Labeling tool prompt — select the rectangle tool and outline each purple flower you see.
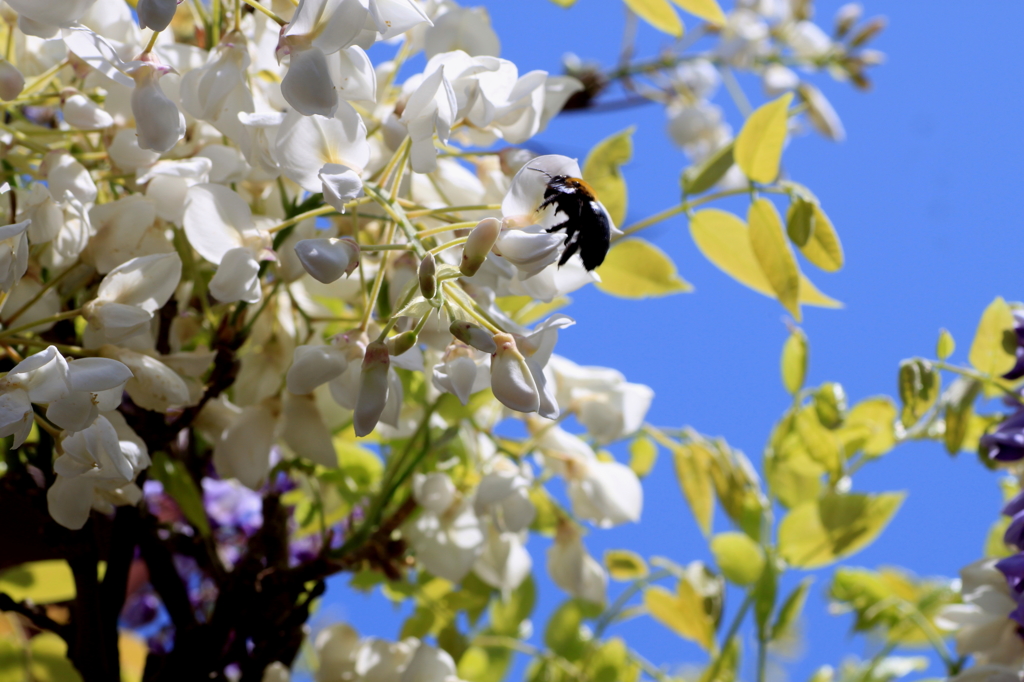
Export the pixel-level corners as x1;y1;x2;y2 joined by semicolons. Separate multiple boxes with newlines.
997;553;1024;593
1003;311;1024;380
981;408;1024;462
202;478;263;534
121;590;161;628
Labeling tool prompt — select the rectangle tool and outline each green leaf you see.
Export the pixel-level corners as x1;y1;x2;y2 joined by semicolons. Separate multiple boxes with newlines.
0;560;76;604
840;397;897;459
781;327;808;394
672;443;715;535
710;532;765;586
752;560;777;634
400;607;436;639
798;204;844;272
582;127;634;227
151;452;211;537
489;576;535;636
681;142;734;196
544;600;591;661
28;633;82;682
734;93;793;183
937;328;956;360
0;637;26;682
795;407;842;475
943;377;981;455
629;434;658;477
458;645;513;682
786;198;815;247
778;492;905;569
985;516;1013;558
622;0;683;36
771;578;812;641
688;209;841;309
605;550;649;581
670;0;726;25
549;0;577;6
765;435;824;510
749;198;800;319
969;296;1017;377
584;638;640;682
814;382;847;429
643;580;715;650
595;238;692;298
897;359;940;427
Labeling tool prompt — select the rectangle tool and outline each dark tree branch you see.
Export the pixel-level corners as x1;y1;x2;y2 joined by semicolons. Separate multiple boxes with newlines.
0;592;69;640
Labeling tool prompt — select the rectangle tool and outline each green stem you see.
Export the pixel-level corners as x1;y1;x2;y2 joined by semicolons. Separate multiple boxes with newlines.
0;309;81;339
594;568;672;638
705;592;754;681
3;264;77;326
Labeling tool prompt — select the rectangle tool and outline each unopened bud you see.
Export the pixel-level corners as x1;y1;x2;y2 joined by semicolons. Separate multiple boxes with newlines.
450;321;497;354
460;217;501;277
137;0;179;31
294;237;360;283
286;345;348;395
0;59;24;102
489;333;540;414
354;341;390;437
386;330;417;357
418;252;437;299
848;16;885;48
61;89;114;129
834;2;862;37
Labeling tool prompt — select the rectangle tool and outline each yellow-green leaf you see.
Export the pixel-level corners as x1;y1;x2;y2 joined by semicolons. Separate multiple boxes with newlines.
643;581;714;650
629;434;658;477
778;492;905;569
622;0;683;36
0;560;76;604
969;297;1017;377
549;0;577;6
937;328;956;360
681;142;734;196
28;633;82;682
672;443;714;535
786;198;815;247
772;578;812;641
710;532;765;586
841;397;897;459
734;93;793;183
689;209;841;308
605;550;649;581
582;127;634;227
748;198;800;319
151;451;211;538
799;204;844;272
795;407;841;474
670;0;725;26
781;328;808;394
596;238;692;299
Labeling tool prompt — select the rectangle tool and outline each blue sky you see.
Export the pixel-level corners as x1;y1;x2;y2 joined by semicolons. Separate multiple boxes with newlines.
321;1;1024;679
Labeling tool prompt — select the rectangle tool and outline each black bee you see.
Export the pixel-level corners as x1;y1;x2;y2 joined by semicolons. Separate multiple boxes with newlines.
531;169;612;272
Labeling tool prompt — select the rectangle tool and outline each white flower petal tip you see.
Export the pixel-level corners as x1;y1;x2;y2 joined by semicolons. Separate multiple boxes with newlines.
294;237;360;284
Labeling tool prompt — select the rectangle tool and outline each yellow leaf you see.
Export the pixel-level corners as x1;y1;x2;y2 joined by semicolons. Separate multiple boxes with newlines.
748;198;800;319
969;297;1017;377
622;0;683;37
778;492;904;569
596;238;692;298
672;443;714;535
689;209;841;309
781;328;808;394
734;93;793;183
0;561;76;604
710;532;765;586
605;550;649;581
582;127;634;227
549;0;577;5
643;582;714;650
28;633;82;682
841;397;897;459
798;204;844;272
119;632;148;682
670;0;726;25
937;328;956;360
629;434;658;477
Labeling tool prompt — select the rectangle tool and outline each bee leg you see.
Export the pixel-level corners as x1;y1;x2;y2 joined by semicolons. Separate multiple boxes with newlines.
558;239;581;267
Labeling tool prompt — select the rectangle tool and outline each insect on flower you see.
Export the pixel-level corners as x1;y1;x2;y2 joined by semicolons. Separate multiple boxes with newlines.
531;169;612;271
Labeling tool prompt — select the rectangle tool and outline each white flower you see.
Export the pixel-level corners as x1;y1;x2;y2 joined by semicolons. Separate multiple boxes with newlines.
6;0;98;38
108;128;162;172
18;184;63;244
354;341;395;437
474;520;531;594
0;346;71;447
139;158;213;224
83;252;182;343
762;63;799;96
128;62;186;153
98;345;191;412
281;392;337;468
287;344;350;395
432;342;489;406
936;559;1024;666
948;666;1024;682
262;662;290;682
547;523;606;605
87;194;174;274
137;0;179;31
489;332;539;414
800;83;846;142
44;152;97;205
670;58;719;100
213;397;282;490
400;66;457;174
400;643;464;682
424;7;499;59
46;357;133;433
0;59;25;101
274;107;370;193
320;164;364;213
473;457;535;532
460;217;501;277
0;220;30;292
785;20;833;59
354;637;417;681
667;100;731;159
314;623;360;682
294;237;360;284
717;9;770;67
183;184;272;304
61;89;115;129
548;354;653;444
405;472;484;582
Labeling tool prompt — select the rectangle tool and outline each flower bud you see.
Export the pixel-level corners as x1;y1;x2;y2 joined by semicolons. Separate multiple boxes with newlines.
137;0;179;32
490;333;540;414
128;62;185;153
386;330;417;357
0;59;24;101
418;252;437;299
353;341;390;437
286;345;348;395
849;16;886;48
61;89;114;129
294;237;360;283
547;522;607;605
320;163;363;213
460;217;501;277
834;3;862;37
450;321;497;354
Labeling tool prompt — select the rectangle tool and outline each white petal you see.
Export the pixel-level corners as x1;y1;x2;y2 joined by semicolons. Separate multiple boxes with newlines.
281;46;338;118
67;357;134;392
47;475;97;530
320;164;364;213
501;154;581;222
213;400;280;489
46;391;100;433
209;247;262;304
398;644;458;682
183;184;252;263
130;66;185;153
137;0;179;32
282;393;337;468
287;345;348;395
413;472;455;515
95;252;182;311
274;104;370;192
